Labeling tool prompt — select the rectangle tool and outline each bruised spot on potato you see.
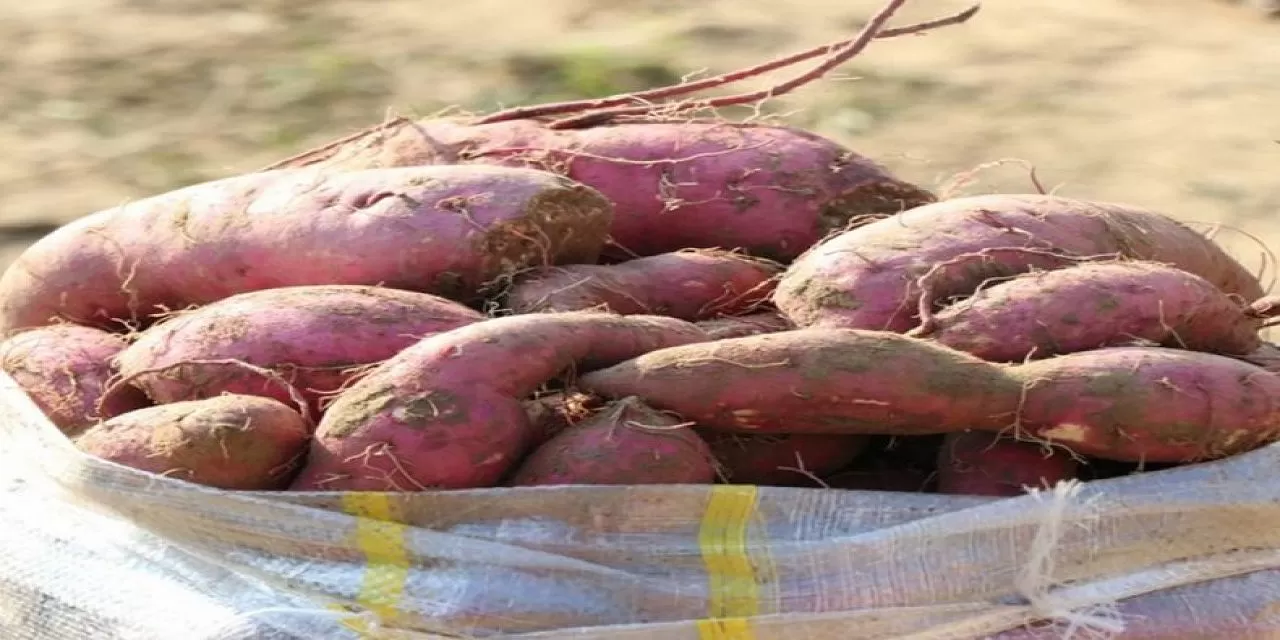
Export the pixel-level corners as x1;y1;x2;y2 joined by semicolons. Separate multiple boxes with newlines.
322;383;397;439
1038;422;1090;445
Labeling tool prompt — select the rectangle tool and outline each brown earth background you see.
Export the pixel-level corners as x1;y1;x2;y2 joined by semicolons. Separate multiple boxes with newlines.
1;0;1277;287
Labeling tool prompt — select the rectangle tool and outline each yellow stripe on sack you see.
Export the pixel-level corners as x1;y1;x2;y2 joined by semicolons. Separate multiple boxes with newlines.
697;485;760;640
342;492;410;625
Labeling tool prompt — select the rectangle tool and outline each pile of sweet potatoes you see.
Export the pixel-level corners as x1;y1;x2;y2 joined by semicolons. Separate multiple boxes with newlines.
4;0;1280;498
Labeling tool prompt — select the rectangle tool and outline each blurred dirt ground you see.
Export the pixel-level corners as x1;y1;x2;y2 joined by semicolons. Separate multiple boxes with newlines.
1;0;1277;283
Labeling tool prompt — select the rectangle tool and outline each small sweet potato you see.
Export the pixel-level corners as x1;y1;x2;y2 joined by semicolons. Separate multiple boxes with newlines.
503;249;780;320
775;194;1266;333
579;328;1023;435
509;396;716;486
695;311;794;340
908;261;1263;362
0;165;612;332
0;324;149;437
115;285;483;418
291;312;708;491
1011;347;1280;462
74;395;310;490
704;432;868;486
936;431;1079;497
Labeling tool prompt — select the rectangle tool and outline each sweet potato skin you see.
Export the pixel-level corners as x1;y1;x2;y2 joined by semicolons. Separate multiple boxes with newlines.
504;249;780;320
579;328;1023;435
74;395;310;490
775;194;1267;333
291;312;709;491
694;311;794;340
270;118;937;261
116;285;483;418
1011;347;1280;462
909;261;1262;362
704;432;868;486
936;431;1079;496
509;397;716;486
0;324;149;437
0;165;612;332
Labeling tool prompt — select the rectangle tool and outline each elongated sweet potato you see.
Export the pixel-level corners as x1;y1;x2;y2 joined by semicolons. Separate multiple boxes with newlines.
75;395;310;490
504;249;780;320
291;312;708;491
936;431;1079;496
267;119;935;261
704;432;868;486
0;324;149;437
0;165;612;332
695;311;794;340
115;285;483;419
579;328;1023;435
1011;347;1280;462
509;396;716;486
775;194;1266;333
908;261;1263;362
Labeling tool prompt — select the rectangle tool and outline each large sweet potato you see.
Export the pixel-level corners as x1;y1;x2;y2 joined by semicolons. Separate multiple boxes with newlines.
115;285;483;419
936;431;1079;496
578;328;1023;435
0;165;612;332
1011;347;1280;462
266;119;936;261
705;432;868;486
0;324;149;437
774;194;1266;333
291;312;708;491
503;249;780;320
75;395;310;490
509;396;716;486
908;261;1263;362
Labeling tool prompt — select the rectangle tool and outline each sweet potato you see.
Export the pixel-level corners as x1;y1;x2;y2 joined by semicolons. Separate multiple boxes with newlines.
908;261;1263;362
0;324;149;437
1011;347;1280;462
291;312;708;491
774;194;1266;333
523;391;598;446
509;396;716;486
936;431;1079;497
704;432;868;486
0;165;612;332
694;311;794;340
115;285;483;418
503;249;780;320
579;328;1023;435
267;119;936;261
74;395;310;490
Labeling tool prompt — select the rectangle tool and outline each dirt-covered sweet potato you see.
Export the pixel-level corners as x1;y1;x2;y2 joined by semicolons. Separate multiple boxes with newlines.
0;165;612;332
775;194;1266;333
704;432;868;486
115;285;483;419
267;119;936;261
694;311;794;340
1011;347;1280;462
509;396;716;486
936;431;1079;496
74;395;310;490
503;249;780;320
579;328;1023;435
291;312;708;491
0;324;149;437
908;261;1263;362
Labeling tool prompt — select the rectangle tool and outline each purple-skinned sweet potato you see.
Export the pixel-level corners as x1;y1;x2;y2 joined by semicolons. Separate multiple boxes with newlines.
290;312;709;491
0;165;612;333
503;249;780;320
509;396;716;486
704;432;868;486
695;311;794;340
936;431;1079;496
115;285;483;420
774;194;1266;333
907;261;1263;362
75;395;310;490
578;328;1023;435
0;324;149;437
265;119;936;261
